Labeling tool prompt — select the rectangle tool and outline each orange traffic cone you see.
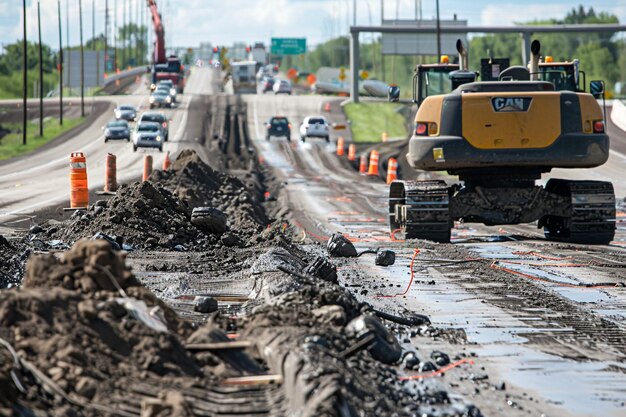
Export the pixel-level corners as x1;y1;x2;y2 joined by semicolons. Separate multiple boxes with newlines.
69;152;89;208
143;155;153;181
336;137;345;156
386;158;398;184
359;154;367;174
104;153;117;192
367;150;379;176
348;144;356;161
323;102;331;112
163;151;171;171
381;132;389;142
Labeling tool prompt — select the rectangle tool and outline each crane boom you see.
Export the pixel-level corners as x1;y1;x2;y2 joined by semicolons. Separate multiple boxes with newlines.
147;0;166;64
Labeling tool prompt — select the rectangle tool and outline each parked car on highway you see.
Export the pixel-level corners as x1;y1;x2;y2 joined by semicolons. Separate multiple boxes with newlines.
299;116;329;143
260;77;275;93
137;111;170;141
273;79;292;95
157;80;177;103
266;116;291;141
114;104;137;122
103;120;131;142
149;88;173;109
132;121;164;152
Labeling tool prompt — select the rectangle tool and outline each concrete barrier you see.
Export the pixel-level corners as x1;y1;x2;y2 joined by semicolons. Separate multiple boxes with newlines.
610;100;626;132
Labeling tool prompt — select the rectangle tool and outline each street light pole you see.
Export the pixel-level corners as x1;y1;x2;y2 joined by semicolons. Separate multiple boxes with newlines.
38;1;44;137
58;0;63;125
79;0;85;118
22;0;27;146
436;0;441;59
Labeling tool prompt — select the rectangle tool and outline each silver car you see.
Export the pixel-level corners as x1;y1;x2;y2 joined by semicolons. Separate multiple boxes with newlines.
132;121;164;152
114;104;137;121
273;79;292;95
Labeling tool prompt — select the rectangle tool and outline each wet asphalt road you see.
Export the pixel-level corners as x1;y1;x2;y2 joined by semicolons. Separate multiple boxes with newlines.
244;93;626;417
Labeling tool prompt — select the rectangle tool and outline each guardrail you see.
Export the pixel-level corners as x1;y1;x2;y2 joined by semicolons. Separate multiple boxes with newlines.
102;67;148;87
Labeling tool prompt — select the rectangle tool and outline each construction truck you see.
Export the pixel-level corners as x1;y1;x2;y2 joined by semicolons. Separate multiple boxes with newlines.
389;40;614;244
147;0;186;93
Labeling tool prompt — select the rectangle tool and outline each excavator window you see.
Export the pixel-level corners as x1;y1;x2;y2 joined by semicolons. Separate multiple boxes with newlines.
414;66;456;105
537;65;579;91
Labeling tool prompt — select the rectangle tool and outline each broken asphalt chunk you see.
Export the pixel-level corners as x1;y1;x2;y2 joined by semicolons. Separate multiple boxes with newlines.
375;249;396;266
327;233;357;258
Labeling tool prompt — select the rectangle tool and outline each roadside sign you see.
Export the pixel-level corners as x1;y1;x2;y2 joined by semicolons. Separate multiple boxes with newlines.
360;70;369;80
271;38;306;55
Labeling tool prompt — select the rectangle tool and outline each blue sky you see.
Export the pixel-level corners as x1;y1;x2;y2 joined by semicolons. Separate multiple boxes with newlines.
1;0;625;51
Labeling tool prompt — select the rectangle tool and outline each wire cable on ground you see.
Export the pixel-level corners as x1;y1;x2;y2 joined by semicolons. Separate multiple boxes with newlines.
399;358;475;381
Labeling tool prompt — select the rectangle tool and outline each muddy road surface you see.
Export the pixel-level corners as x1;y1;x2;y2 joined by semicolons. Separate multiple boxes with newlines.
0;74;624;416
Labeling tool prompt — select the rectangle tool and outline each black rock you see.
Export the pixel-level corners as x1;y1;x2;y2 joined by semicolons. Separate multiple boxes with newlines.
402;351;420;370
191;207;227;234
194;296;218;314
305;256;338;283
29;225;43;234
418;361;438;372
95;200;108;208
220;233;239;247
345;315;402;364
327;233;357;257
375;249;396;266
430;350;451;367
93;206;104;216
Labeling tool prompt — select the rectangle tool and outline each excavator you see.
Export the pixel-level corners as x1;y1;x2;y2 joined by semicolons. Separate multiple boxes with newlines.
147;0;186;93
389;40;615;244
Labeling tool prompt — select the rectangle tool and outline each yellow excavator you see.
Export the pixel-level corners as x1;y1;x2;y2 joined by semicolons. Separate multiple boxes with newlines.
389;40;614;244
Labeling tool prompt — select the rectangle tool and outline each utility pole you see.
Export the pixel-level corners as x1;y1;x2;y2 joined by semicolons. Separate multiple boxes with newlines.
92;0;95;49
58;0;63;125
38;1;44;137
104;0;108;72
66;0;70;95
122;0;126;68
436;0;441;59
135;0;140;65
114;0;117;70
22;0;27;146
353;0;356;26
79;0;85;118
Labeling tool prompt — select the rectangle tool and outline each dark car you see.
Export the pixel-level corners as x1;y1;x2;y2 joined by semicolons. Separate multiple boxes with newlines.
103;120;130;142
138;111;170;141
114;104;137;121
266;116;291;141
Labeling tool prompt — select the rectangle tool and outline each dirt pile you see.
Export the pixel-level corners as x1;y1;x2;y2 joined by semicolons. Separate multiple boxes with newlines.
44;149;269;251
0;240;265;416
151;149;268;231
0;235;30;289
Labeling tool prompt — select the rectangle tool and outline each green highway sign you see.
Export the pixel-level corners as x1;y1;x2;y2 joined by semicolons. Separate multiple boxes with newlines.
271;38;306;55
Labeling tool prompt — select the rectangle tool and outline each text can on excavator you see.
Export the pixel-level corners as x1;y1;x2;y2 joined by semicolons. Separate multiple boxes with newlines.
389;40;615;244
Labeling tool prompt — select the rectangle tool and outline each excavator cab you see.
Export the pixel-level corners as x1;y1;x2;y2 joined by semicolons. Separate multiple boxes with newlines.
412;41;478;106
534;58;583;92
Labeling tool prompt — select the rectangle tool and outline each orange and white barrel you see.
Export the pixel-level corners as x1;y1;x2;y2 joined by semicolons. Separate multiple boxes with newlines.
359;154;367;174
348;144;356;161
69;152;88;208
367;150;380;176
386;158;398;184
336;137;345;156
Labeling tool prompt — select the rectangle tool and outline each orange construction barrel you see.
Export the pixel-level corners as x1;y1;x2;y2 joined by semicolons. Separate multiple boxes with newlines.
367;150;380;176
69;152;89;208
386;158;398;184
336;137;345;156
359;154;367;174
348;144;356;161
162;151;172;171
105;153;117;192
143;155;153;181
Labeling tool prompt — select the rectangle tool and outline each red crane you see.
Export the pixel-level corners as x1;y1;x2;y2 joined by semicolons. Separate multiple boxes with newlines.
147;0;166;64
146;0;185;92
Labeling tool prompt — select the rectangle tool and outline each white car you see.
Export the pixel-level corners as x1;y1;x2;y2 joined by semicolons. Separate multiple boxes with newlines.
299;116;330;143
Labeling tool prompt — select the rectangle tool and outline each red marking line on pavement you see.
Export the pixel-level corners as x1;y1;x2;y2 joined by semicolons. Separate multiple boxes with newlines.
374;248;420;298
399;358;475;381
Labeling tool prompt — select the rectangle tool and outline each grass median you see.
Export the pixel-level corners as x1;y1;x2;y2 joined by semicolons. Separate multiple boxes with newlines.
0;117;84;161
343;102;408;143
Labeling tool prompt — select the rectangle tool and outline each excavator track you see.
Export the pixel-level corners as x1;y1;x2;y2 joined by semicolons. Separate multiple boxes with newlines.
543;179;615;244
389;180;451;243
